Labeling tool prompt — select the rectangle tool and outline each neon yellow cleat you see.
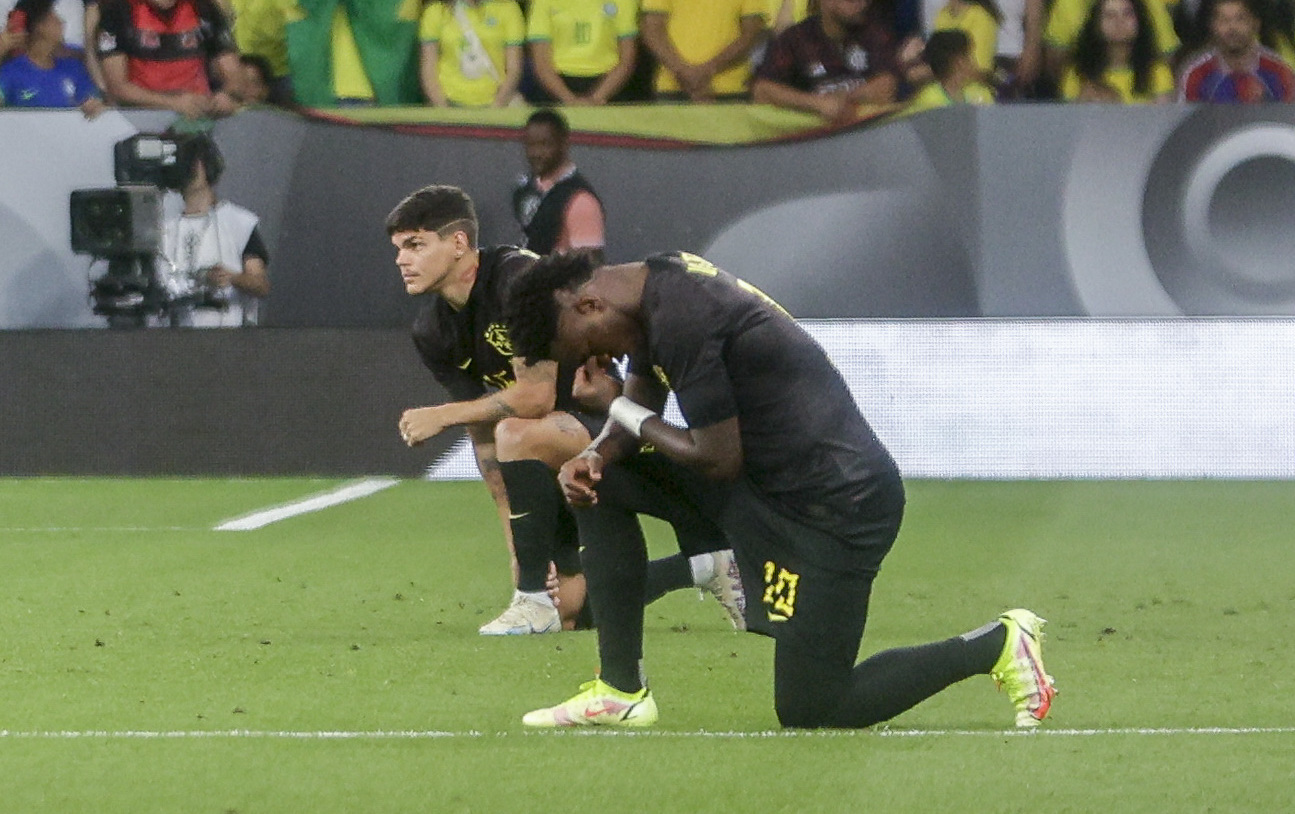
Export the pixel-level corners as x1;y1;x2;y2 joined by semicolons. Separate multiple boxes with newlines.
522;678;659;728
990;608;1058;728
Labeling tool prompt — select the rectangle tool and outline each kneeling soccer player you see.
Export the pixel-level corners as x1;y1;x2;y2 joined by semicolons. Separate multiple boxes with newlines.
387;185;745;635
504;250;1057;728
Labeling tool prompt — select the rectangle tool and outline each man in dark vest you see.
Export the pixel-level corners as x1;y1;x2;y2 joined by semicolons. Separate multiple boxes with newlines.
512;108;605;259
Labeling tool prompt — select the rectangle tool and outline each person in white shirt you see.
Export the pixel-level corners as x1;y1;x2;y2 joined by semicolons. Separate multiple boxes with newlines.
159;135;269;327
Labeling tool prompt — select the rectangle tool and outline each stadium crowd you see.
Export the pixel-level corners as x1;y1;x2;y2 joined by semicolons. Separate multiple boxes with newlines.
3;0;1294;116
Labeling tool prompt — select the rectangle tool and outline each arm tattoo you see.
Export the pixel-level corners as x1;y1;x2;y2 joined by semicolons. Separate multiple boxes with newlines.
488;394;518;422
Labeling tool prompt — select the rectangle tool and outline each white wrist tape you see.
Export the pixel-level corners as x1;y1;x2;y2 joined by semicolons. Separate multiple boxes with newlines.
607;396;657;438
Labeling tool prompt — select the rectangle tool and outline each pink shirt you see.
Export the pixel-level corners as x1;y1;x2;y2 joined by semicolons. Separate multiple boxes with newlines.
535;163;605;252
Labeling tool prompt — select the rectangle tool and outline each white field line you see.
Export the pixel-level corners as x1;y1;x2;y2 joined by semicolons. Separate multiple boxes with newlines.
213;478;401;531
0;727;1291;740
0;527;199;532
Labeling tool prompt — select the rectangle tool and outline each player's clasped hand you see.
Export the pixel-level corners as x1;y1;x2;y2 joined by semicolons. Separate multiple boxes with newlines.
572;356;620;412
558;451;603;506
398;406;450;446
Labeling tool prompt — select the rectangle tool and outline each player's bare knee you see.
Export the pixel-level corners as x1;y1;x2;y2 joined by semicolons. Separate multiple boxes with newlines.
494;417;539;461
497;417;582;467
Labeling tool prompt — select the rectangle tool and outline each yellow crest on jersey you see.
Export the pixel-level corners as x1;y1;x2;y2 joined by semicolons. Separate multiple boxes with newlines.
485;323;513;357
652;365;671;389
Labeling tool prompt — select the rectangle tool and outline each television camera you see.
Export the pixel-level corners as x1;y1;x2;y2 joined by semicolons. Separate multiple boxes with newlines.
69;133;227;326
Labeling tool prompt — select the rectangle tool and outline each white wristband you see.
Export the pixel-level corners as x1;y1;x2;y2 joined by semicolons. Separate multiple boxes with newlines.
607;396;657;438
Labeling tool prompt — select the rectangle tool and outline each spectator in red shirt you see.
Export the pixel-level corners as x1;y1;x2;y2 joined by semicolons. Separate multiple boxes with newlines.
1178;0;1295;102
97;0;241;118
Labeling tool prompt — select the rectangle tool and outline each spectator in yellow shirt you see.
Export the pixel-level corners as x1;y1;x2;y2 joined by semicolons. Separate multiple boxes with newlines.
907;28;996;110
525;0;637;104
932;0;1002;81
1061;0;1174;101
420;0;525;106
1044;0;1178;82
640;0;767;101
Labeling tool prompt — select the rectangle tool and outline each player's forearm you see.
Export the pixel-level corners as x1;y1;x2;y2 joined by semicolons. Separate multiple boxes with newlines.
604;397;741;480
638;420;741;481
587;419;640;465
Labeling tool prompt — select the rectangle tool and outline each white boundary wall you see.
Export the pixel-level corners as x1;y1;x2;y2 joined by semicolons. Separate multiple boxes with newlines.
428;319;1295;480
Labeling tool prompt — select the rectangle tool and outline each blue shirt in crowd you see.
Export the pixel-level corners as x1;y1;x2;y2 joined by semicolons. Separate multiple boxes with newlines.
0;53;99;107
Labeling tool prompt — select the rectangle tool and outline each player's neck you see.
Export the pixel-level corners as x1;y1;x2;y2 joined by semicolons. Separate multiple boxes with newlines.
439;250;480;310
598;262;650;328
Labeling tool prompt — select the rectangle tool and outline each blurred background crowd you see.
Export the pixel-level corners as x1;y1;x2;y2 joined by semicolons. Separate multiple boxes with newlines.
2;0;1294;121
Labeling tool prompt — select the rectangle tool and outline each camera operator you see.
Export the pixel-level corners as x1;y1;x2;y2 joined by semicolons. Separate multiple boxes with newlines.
159;136;269;327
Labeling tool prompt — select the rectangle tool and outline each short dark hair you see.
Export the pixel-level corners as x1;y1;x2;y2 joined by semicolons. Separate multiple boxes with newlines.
384;184;479;247
525;107;570;140
13;0;56;29
505;250;600;363
923;30;972;80
1212;0;1261;22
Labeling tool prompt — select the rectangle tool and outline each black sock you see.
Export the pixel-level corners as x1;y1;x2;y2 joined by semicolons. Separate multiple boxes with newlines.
832;624;1005;728
833;637;983;727
644;553;693;605
574;501;647;693
961;621;1007;673
498;459;562;593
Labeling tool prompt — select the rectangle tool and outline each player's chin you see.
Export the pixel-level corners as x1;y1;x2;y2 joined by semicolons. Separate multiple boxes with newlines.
402;278;427;296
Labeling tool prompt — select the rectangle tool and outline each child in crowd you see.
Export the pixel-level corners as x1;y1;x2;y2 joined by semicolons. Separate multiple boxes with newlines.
907;27;996;110
932;0;1002;83
0;0;103;115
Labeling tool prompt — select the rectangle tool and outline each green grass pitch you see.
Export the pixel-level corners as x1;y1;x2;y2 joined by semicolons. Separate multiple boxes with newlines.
1;477;1292;812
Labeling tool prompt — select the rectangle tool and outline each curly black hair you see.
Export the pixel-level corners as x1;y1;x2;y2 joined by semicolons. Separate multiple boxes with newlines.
504;250;601;364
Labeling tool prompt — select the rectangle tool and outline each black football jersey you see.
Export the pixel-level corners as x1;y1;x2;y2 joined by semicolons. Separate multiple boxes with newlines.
629;252;904;529
412;245;539;402
412;245;592;412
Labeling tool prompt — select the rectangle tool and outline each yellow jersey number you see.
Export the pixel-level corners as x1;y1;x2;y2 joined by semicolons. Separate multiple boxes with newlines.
762;560;800;622
678;253;790;318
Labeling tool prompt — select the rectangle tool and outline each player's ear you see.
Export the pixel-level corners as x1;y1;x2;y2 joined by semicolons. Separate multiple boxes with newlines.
573;294;602;315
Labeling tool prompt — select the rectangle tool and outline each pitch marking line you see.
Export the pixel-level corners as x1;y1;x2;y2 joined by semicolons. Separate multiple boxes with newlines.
0;727;1291;740
0;527;198;533
213;478;401;531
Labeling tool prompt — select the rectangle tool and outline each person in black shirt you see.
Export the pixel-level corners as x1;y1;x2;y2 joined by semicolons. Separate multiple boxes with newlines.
506;250;1057;729
386;186;745;637
753;0;902;123
511;109;605;259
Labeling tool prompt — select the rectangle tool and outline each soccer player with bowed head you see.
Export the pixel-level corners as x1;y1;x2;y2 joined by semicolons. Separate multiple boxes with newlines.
505;250;1058;729
386;185;745;638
